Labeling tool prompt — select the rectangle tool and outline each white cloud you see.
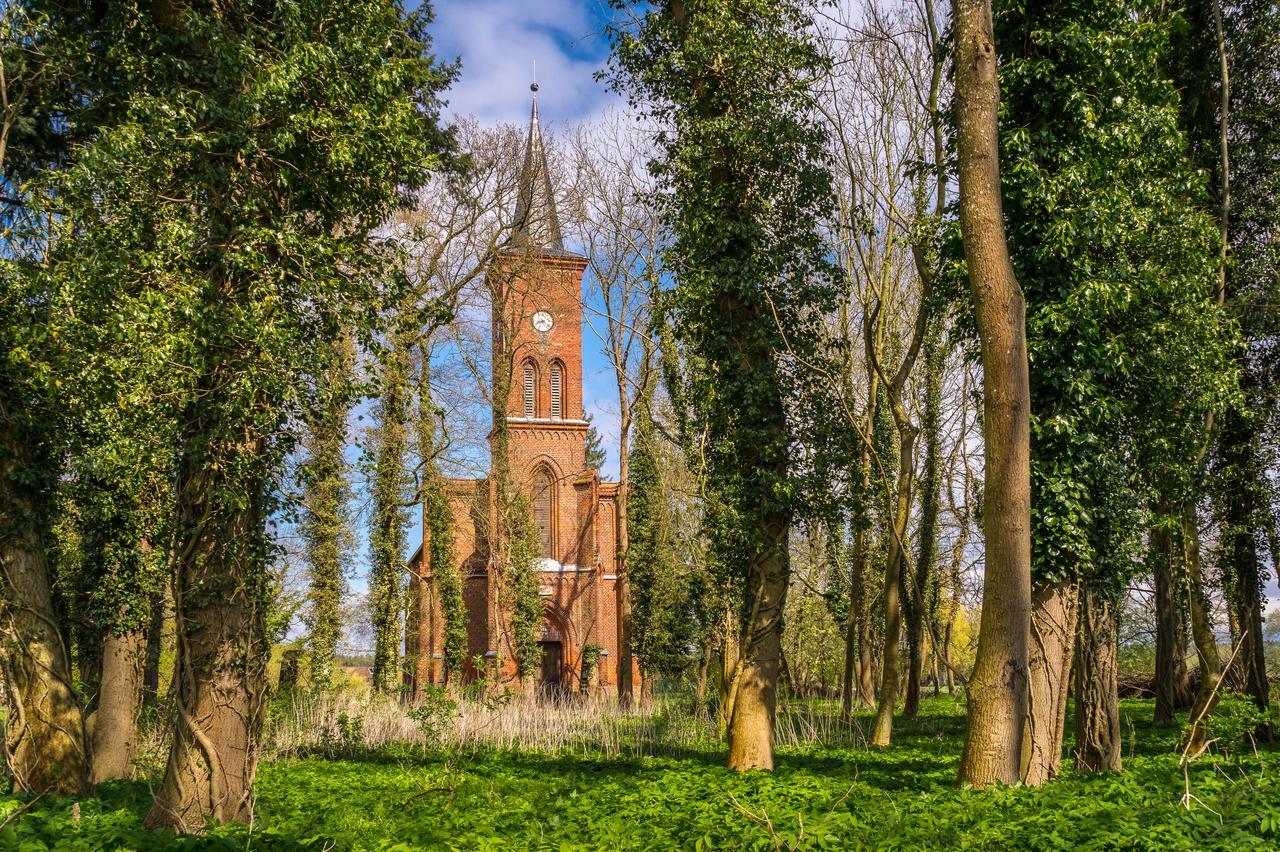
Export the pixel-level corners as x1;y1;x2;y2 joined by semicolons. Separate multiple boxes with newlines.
433;0;617;126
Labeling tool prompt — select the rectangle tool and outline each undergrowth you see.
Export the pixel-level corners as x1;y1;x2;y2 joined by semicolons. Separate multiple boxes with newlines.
2;697;1276;850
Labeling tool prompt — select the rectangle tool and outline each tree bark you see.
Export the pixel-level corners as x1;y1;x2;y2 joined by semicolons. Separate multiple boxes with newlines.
90;631;145;783
616;373;635;709
726;523;788;771
872;427;917;746
953;0;1033;787
0;431;89;794
1151;523;1186;724
1073;587;1122;773
1183;500;1224;756
142;589;165;707
1218;412;1269;711
146;429;269;831
906;320;945;718
1021;579;1079;785
695;636;711;711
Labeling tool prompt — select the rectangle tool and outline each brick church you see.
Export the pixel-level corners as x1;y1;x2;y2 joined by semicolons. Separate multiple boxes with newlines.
406;87;629;694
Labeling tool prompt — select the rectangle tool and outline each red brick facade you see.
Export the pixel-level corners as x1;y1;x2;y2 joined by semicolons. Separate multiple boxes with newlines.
404;91;631;694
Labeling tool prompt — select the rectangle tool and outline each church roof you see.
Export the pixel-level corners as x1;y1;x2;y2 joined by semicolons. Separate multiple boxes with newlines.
512;84;581;259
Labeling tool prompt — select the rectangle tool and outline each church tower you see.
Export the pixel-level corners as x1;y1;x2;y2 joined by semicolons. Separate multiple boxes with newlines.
492;84;593;571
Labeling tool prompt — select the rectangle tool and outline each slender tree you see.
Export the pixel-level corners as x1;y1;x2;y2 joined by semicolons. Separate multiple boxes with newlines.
301;335;355;692
609;0;839;770
953;0;1034;787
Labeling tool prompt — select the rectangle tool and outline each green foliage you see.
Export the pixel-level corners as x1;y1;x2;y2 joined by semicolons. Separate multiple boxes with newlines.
607;0;841;624
579;644;603;685
583;413;608;472
367;342;414;693
4;699;1279;849
1189;691;1278;762
503;492;544;682
405;687;458;745
627;418;699;678
303;336;356;692
994;0;1238;593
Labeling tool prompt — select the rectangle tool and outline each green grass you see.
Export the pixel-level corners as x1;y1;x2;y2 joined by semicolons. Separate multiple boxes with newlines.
3;698;1278;850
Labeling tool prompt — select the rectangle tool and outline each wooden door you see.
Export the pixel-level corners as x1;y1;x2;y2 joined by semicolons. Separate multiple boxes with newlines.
538;641;563;690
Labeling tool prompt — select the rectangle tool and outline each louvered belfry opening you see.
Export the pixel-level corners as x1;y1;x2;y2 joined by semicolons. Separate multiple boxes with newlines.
532;469;554;559
550;362;563;420
522;361;536;417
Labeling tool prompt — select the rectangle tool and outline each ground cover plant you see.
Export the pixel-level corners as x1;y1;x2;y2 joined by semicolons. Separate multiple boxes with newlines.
2;697;1276;851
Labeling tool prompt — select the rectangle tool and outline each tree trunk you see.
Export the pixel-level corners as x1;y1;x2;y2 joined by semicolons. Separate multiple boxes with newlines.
872;428;917;746
726;524;788;771
842;360;878;719
145;430;269;831
1151;522;1191;725
617;394;635;710
906;318;945;719
718;617;738;738
143;590;165;707
1183;500;1224;756
90;632;145;783
1218;412;1269;711
1021;579;1079;785
953;0;1033;787
695;636;711;711
0;467;89;795
1073;587;1122;772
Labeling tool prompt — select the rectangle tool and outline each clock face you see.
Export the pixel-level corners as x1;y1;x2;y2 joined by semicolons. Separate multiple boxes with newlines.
532;311;554;333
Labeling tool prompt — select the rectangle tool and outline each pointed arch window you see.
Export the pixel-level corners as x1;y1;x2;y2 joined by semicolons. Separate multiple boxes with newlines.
550;361;563;420
522;360;537;417
532;468;554;559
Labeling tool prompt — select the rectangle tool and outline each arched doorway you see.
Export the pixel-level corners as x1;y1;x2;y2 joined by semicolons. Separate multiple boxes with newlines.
537;607;573;695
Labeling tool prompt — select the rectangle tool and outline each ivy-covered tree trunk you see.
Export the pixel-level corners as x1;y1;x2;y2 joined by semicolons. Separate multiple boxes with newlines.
1021;579;1079;784
369;341;412;694
953;0;1033;787
842;355;878;718
905;319;945;719
142;590;165;707
1183;501;1225;755
90;631;144;783
303;335;353;693
1151;522;1192;725
414;346;463;691
871;426;916;747
0;432;88;794
1074;587;1122;773
1216;411;1269;711
147;419;270;830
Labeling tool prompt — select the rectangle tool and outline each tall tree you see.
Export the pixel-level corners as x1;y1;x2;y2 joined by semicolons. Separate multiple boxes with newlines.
368;324;414;693
993;0;1233;781
609;0;839;770
301;335;355;692
31;0;455;829
1175;0;1280;716
0;2;89;796
952;0;1034;788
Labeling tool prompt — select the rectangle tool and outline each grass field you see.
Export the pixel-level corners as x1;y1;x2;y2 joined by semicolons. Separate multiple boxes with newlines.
2;697;1277;850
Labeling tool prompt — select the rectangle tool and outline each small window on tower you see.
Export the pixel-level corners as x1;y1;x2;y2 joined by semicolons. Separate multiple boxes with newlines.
522;361;536;417
550;362;563;420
